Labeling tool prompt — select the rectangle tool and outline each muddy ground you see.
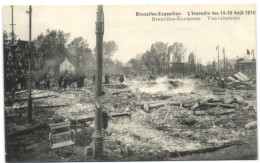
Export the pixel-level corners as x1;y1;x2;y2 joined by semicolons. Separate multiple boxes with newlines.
5;77;257;161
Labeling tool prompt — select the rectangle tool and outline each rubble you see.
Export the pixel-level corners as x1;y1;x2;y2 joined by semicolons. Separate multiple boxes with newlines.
245;121;257;130
5;76;257;161
225;72;255;90
169;140;242;157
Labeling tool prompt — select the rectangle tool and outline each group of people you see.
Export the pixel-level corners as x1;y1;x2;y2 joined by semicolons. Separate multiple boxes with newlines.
5;74;28;91
92;73;125;84
10;72;125;91
34;75;51;90
58;74;86;90
33;73;87;90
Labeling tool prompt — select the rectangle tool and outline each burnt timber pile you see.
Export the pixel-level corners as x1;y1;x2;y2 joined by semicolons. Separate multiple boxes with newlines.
5;75;257;161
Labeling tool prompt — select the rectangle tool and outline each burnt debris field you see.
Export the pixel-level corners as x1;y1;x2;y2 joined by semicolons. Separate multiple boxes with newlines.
4;75;257;161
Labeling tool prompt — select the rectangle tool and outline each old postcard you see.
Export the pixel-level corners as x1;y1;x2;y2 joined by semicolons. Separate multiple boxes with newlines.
2;4;257;161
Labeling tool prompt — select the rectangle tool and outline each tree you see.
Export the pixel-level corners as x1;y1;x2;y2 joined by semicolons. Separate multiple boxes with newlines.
68;37;93;74
188;52;196;73
141;42;170;74
168;42;186;63
129;58;143;75
142;50;155;74
68;37;90;53
150;42;169;74
103;41;118;60
3;30;18;50
33;29;70;76
94;40;118;74
3;31;10;47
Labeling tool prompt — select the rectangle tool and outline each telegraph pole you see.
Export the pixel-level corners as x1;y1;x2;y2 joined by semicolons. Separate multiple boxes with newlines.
226;57;228;74
27;6;32;122
10;5;16;103
194;45;197;73
92;5;104;158
217;44;219;73
223;47;225;76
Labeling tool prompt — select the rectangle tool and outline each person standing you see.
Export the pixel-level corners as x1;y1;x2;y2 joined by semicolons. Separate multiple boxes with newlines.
105;73;110;84
58;76;63;89
45;76;50;90
119;74;124;83
93;75;95;84
63;76;67;90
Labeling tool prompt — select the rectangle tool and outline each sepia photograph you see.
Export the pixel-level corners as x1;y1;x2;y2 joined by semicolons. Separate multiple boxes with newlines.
2;4;257;161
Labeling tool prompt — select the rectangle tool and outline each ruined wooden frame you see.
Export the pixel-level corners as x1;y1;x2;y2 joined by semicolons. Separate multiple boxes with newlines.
49;121;75;149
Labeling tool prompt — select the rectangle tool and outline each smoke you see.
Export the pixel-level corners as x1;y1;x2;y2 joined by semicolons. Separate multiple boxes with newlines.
42;59;59;76
125;76;196;95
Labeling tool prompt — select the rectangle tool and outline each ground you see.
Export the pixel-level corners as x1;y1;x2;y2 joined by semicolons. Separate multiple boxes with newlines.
4;77;257;161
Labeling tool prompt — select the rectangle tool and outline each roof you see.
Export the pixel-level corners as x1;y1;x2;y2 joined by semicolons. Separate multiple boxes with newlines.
15;40;36;53
61;55;77;67
237;59;255;64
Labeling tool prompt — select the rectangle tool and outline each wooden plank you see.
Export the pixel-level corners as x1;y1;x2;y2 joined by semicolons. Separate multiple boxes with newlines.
237;72;249;81
17;95;58;102
134;101;165;106
111;113;131;117
227;76;239;82
208;109;235;116
170;140;242;157
200;102;238;109
70;112;130;123
5;106;27;111
50;125;70;130
15;90;27;95
234;74;246;82
112;89;131;95
49;121;70;126
52;131;71;137
36;104;69;109
52;140;74;149
70;117;94;123
49;121;70;128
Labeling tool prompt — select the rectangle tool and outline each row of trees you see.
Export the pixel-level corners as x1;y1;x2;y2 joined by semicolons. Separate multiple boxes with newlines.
4;29;120;79
139;41;196;74
126;41;200;75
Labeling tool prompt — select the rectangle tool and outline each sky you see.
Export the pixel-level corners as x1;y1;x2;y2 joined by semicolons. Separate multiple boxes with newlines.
2;5;256;64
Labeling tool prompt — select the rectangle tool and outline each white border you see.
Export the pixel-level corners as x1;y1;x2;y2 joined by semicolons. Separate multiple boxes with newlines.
0;1;259;163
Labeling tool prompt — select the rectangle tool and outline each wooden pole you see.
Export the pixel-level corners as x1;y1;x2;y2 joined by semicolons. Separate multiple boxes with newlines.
27;6;32;122
10;6;16;103
223;48;225;76
217;44;219;73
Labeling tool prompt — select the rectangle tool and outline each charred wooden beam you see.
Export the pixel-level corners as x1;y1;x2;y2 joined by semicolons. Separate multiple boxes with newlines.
112;90;131;95
143;101;181;112
36;104;69;109
169;140;243;157
16;95;58;102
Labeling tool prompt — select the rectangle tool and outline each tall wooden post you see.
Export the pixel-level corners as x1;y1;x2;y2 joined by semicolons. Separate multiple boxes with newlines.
10;6;16;103
92;5;104;158
217;44;219;73
27;6;32;122
223;47;225;76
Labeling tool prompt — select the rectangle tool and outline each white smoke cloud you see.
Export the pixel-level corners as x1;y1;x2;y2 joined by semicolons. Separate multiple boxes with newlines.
125;76;196;95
